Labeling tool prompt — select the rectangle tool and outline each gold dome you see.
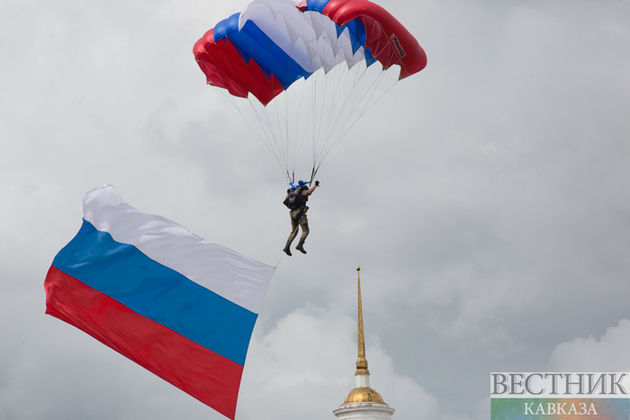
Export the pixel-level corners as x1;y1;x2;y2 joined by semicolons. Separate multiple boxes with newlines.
344;386;384;404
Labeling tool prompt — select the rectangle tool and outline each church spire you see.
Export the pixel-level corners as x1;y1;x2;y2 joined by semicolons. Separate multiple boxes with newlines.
334;267;395;420
356;266;369;375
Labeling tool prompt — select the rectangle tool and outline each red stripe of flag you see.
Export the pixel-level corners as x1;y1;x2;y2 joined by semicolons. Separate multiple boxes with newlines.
45;266;243;419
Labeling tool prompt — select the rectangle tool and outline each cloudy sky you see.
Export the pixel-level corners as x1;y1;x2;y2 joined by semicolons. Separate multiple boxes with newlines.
2;0;630;419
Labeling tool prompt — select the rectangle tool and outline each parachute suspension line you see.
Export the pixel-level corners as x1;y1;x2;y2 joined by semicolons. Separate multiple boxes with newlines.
313;63;342;169
257;90;311;181
320;63;350;158
319;67;398;165
333;64;375;133
308;64;348;173
312;71;323;171
209;43;286;173
311;67;333;170
274;89;291;178
221;60;399;185
307;67;335;178
317;63;367;159
287;90;296;179
294;75;304;176
336;69;398;143
308;166;317;186
248;96;292;175
286;78;308;180
313;63;401;170
312;60;375;171
222;89;292;181
271;74;317;183
293;75;310;177
311;72;321;170
312;72;321;174
215;55;284;164
221;91;286;175
276;93;302;177
294;10;317;180
324;68;395;162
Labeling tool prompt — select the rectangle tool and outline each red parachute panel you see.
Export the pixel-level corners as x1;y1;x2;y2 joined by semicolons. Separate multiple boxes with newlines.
193;29;285;105
322;0;427;78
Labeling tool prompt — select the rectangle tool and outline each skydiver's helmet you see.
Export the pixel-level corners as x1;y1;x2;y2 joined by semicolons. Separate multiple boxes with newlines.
289;180;309;191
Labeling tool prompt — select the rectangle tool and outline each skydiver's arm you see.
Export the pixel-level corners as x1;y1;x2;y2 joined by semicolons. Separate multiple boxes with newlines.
308;181;319;195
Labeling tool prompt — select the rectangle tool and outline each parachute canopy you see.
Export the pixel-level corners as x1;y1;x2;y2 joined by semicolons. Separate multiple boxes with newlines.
194;0;427;105
193;0;427;183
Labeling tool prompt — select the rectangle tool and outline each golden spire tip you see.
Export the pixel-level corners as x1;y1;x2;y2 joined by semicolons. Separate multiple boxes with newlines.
356;265;369;375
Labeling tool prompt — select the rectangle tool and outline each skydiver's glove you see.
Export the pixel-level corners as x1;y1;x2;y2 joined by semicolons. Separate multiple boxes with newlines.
315;180;320;187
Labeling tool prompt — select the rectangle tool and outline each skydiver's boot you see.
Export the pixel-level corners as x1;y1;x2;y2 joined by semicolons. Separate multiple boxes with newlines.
283;241;292;256
296;240;307;254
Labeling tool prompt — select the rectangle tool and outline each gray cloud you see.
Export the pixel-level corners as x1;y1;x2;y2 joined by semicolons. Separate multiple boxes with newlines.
2;0;630;419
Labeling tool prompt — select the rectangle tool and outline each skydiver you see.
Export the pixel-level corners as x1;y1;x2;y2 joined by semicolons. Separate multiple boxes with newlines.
282;180;319;256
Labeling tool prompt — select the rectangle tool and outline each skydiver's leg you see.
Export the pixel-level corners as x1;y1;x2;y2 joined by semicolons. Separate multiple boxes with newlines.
286;225;299;245
283;216;300;256
298;215;309;241
295;215;309;254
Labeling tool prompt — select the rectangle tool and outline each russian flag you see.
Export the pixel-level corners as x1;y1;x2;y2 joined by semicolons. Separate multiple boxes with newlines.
44;185;275;419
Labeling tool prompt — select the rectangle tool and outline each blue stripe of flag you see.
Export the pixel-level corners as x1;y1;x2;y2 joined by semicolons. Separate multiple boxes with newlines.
52;220;257;366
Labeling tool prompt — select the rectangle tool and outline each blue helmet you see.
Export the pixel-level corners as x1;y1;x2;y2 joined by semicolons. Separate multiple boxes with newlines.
289;180;309;190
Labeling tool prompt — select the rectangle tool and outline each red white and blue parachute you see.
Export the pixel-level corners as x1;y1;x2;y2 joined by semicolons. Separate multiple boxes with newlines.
194;0;427;183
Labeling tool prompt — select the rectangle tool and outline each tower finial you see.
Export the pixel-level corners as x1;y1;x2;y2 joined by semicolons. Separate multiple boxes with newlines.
356;266;369;375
